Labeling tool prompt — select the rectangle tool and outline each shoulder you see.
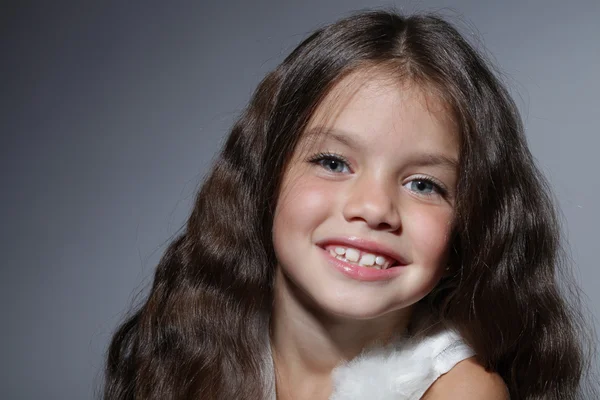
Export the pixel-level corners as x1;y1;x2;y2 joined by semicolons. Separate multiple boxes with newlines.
421;357;509;400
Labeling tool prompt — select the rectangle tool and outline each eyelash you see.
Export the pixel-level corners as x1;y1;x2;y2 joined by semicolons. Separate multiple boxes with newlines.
308;152;352;173
407;175;448;197
307;152;448;197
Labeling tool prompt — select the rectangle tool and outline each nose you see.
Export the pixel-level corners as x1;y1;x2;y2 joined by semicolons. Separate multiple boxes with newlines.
342;173;401;232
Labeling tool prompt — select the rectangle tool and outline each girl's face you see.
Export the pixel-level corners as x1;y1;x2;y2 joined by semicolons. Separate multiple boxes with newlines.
272;72;459;321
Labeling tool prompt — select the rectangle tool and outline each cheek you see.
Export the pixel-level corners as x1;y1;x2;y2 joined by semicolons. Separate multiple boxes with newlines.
273;177;334;247
405;206;453;261
277;179;332;222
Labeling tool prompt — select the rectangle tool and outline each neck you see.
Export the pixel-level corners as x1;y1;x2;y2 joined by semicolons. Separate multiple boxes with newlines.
270;269;412;399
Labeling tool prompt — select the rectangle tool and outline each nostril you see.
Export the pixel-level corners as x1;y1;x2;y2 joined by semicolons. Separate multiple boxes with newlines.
377;222;393;231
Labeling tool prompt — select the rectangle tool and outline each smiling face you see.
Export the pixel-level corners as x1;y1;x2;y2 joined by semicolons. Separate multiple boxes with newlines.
272;70;459;322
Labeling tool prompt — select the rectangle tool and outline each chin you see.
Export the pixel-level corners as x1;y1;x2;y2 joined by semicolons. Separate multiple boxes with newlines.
311;291;413;321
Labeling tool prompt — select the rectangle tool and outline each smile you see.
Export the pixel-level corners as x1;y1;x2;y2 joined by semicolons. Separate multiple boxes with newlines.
324;245;397;270
316;238;408;282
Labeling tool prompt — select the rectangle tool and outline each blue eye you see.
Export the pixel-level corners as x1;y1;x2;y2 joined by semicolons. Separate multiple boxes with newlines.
409;180;435;193
309;153;351;173
404;178;445;196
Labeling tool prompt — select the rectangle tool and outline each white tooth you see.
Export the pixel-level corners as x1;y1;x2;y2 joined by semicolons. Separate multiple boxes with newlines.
335;247;346;255
329;249;337;257
373;265;382;270
358;253;376;266
336;255;345;261
345;248;360;262
375;256;386;266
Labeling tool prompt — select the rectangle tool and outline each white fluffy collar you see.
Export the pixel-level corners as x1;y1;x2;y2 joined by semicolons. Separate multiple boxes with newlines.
330;328;473;400
265;326;474;400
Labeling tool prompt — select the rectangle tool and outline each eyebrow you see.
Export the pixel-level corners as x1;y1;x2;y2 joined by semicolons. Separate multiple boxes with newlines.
304;127;361;150
304;126;459;171
404;153;459;171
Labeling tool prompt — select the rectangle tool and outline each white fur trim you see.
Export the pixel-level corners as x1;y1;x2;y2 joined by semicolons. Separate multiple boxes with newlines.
329;329;474;400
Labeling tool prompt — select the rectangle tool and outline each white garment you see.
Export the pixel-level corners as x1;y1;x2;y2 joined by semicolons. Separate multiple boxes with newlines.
329;328;474;400
266;327;474;400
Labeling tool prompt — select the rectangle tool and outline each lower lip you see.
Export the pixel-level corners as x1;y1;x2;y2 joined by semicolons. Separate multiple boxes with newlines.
321;248;405;282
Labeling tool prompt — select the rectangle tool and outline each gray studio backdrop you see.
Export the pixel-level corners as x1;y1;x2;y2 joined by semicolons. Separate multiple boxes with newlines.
2;1;599;399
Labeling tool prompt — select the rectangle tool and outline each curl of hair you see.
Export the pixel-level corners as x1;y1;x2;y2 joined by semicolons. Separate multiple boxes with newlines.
103;10;596;399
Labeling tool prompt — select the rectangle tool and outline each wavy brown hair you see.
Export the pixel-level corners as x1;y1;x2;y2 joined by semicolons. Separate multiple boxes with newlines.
103;10;596;399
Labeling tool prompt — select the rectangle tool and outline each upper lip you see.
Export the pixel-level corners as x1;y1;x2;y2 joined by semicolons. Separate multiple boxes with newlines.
316;236;409;265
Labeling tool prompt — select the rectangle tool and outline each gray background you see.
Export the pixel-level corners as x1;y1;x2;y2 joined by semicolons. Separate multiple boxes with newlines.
2;1;598;399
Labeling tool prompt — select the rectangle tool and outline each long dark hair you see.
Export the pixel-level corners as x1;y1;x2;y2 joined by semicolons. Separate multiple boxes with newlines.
103;10;595;399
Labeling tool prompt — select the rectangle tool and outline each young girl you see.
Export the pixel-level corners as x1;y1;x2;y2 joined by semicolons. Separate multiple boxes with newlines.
103;10;595;400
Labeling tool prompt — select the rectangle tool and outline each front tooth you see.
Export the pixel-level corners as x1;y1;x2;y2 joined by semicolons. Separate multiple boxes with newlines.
345;248;360;262
334;247;346;255
375;256;386;266
358;253;376;266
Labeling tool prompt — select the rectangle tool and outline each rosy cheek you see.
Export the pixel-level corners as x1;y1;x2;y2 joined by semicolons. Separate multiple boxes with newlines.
302;184;332;209
406;207;453;255
287;180;332;208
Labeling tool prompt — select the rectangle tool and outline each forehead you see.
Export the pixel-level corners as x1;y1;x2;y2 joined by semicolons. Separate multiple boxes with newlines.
302;69;459;154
